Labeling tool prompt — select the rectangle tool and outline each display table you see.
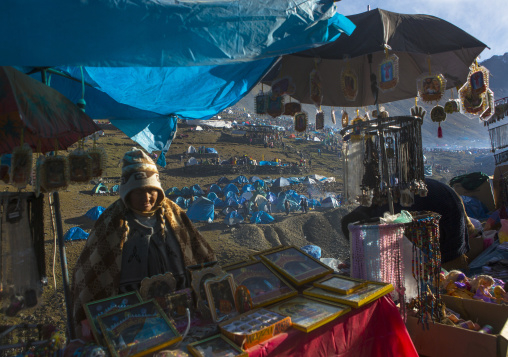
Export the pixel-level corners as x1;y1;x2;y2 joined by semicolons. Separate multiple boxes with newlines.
247;296;417;357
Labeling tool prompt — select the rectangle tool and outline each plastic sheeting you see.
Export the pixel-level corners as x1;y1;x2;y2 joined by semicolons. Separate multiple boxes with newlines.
64;227;89;241
186;197;214;222
85;206;106;221
250;211;274;224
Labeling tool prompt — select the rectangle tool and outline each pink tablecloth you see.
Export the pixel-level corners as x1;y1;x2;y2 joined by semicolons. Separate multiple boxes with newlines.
247;296;418;357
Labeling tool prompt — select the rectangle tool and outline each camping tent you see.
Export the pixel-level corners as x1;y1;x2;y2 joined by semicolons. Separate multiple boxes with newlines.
110;184;120;193
92;183;109;194
241;191;253;201
226;196;240;207
266;192;278;204
85;206;106;220
224;211;244;225
63;227;89;241
223;183;239;195
187;145;197;153
166;187;183;196
303;177;317;185
186;197;214;222
217;176;230;185
181;186;192;196
254;179;265;189
205;148;218;154
208;184;222;195
250;176;262;183
195;126;203;131
242;184;255;193
214;197;226;208
187;157;198;166
321;196;339;208
232;175;249;184
226;191;239;200
191;184;205;196
207;192;218;201
250;211;275;224
175;196;189;209
254;194;268;211
272;177;290;187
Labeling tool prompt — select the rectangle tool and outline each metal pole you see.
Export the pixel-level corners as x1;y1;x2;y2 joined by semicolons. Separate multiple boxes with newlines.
52;191;76;340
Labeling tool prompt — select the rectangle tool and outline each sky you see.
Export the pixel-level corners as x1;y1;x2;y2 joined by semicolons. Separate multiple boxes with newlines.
337;0;507;61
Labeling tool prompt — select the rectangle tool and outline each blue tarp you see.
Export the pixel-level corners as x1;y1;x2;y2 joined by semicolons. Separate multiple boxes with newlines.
223;183;240;195
226;196;240;207
266;192;278;204
232;175;249;184
224;211;244;225
259;161;278;166
191;184;205;196
301;245;322;259
254;180;265;189
214;197;226;208
64;227;89;241
217;177;231;185
175;196;189;209
186;197;214;222
226;191;240;200
181;186;191;196
206;148;218;154
461;195;490;220
110;184;119;193
250;176;262;183
85;206;105;221
242;184;255;193
272;177;290;187
250;211;275;224
208;184;222;195
166;187;183;196
6;1;354;156
207;192;218;202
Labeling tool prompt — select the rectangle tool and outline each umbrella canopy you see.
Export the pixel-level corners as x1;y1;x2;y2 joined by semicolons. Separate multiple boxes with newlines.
263;8;487;107
0;66;99;154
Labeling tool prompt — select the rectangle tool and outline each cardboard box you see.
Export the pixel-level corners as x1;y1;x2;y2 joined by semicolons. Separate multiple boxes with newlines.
453;180;496;212
406;295;508;357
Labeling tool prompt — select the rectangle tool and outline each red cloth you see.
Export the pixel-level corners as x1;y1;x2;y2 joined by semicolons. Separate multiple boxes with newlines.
247;296;417;357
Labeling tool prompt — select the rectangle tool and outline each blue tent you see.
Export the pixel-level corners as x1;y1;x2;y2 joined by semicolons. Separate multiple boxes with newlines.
175;196;189;209
92;183;109;194
207;192;218;201
308;199;321;208
226;191;239;200
110;184;119;193
191;184;205;196
223;183;239;195
250;176;262;183
254;180;265;189
250;211;275;224
224;211;244;225
181;186;191;196
64;227;89;241
287;177;301;184
214;197;226;208
266;192;278;204
321;196;339;208
166;187;183;196
226;196;240;207
217;177;231;185
208;184;222;195
205;148;218;154
85;206;105;220
272;177;290;187
187;197;215;222
242;184;255;193
232;175;249;184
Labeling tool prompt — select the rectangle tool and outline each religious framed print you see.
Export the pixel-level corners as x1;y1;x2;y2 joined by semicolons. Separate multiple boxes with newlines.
283;102;302;116
164;288;195;325
139;272;177;305
190;265;225;320
303;282;394;308
224;260;297;308
84;291;142;344
266;295;350;333
341;67;358;101
98;300;181;357
315;111;324;130
260;246;333;286
313;275;368;295
187;334;247;357
378;54;399;92
417;73;446;104
204;274;238;323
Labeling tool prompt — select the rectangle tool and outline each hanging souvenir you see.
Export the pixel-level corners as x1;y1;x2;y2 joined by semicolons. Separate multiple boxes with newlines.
410;97;426;119
315;111;324;130
271;77;295;98
68;148;92;183
351;110;367;139
444;89;461;114
86;146;107;178
266;94;284;118
341;62;358;101
480;89;495;122
372;106;389;119
40;155;70;192
331;108;336;125
341;110;349;127
459;82;486;115
469;63;489;96
459;60;492;117
284;102;301;116
294;112;308;132
430;105;446;138
310;66;323;109
417;74;446;104
378;46;399;92
255;85;269;115
11;143;33;189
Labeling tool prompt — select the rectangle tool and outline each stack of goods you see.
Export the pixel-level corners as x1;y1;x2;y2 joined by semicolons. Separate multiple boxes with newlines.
440;270;508;304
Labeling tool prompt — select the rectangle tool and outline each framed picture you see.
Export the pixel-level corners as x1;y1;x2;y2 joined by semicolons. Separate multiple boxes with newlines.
378;54;399;92
303;282;394;308
84;291;142;343
190;265;225;320
260;246;333;286
249;245;285;261
224;260;297;308
204;274;238;323
98;300;181;357
313;275;368;295
164;288;194;322
267;295;350;333
140;272;177;304
187;334;246;357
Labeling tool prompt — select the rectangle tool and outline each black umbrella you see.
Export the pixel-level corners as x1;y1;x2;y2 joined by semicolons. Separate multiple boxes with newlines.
263;8;488;107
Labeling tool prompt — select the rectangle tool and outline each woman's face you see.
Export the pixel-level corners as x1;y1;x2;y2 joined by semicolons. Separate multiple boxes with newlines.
128;187;159;212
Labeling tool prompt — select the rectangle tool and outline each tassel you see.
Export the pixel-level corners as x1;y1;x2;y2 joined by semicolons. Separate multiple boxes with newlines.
437;123;443;138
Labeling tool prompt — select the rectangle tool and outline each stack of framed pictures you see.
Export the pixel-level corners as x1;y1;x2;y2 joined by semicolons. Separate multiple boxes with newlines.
187;334;247;357
303;277;394;308
259;246;333;286
266;295;350;333
224;260;297;308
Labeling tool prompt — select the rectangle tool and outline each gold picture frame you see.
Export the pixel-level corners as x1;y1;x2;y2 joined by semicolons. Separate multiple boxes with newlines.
313;274;368;295
267;295;350;333
204;273;238;323
190;264;225;320
139;272;177;302
98;299;181;357
260;245;333;286
187;334;247;357
303;281;394;308
249;245;286;261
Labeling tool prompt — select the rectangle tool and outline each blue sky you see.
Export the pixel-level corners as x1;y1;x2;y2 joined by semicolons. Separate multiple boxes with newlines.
337;1;506;60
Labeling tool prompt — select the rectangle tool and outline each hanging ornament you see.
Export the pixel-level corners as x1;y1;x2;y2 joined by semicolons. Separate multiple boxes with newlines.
410;97;426;119
341;110;349;127
10;143;33;189
351;109;367;140
255;84;269;114
469;63;489;96
331;107;337;125
86;146;107;178
341;59;359;101
266;94;284;118
40;155;70;192
430;105;446;138
480;89;495;122
270;77;295;98
283;102;301;116
378;45;399;92
444;89;461;114
416;56;446;104
459;60;492;117
294;112;308;132
310;60;323;108
315;111;324;130
68;146;92;183
372;106;389;119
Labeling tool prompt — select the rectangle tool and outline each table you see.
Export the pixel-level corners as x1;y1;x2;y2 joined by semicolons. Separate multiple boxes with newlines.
247;296;418;357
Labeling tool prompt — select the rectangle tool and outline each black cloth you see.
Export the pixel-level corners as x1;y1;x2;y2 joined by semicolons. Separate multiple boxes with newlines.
341;179;470;263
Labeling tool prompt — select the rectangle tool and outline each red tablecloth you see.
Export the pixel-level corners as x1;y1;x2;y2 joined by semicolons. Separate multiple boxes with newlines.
247;296;418;357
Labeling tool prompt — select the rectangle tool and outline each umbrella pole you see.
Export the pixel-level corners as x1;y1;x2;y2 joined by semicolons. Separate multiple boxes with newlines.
52;191;76;340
